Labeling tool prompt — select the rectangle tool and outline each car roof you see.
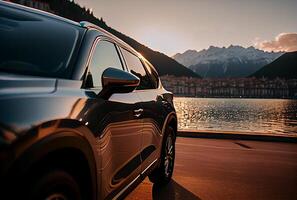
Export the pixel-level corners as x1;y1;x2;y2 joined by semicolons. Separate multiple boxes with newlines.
0;1;139;56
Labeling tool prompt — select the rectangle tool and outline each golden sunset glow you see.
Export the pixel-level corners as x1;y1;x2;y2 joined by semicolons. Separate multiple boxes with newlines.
76;0;297;55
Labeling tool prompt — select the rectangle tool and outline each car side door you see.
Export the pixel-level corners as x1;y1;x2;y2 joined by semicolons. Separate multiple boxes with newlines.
82;38;143;199
119;47;165;173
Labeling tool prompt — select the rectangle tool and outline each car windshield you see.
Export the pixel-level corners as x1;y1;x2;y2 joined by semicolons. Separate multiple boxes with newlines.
0;6;84;78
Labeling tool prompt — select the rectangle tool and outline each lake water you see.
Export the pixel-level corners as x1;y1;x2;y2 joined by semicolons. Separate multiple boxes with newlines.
174;97;297;135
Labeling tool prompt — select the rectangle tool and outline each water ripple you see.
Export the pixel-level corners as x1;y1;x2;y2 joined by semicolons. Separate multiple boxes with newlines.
174;97;297;135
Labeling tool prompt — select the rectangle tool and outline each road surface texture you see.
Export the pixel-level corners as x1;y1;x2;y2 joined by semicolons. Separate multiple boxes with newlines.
126;137;297;200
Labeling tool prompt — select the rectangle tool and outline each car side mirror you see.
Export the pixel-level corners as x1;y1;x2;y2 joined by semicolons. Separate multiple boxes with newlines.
99;67;140;98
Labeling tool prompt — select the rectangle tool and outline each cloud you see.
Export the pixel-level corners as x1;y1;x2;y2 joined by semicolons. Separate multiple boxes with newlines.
255;33;297;52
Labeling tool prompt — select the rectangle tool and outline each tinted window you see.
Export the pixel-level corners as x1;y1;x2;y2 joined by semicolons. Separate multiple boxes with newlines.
0;6;83;78
144;60;159;89
87;40;123;88
120;48;153;90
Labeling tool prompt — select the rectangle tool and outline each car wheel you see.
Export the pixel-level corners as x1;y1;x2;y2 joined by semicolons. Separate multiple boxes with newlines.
27;170;82;200
149;126;175;185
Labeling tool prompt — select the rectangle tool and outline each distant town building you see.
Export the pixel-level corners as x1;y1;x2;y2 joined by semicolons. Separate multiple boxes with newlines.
161;75;297;99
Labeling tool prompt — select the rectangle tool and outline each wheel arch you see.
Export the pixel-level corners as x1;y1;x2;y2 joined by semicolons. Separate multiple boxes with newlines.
7;119;98;200
162;112;178;139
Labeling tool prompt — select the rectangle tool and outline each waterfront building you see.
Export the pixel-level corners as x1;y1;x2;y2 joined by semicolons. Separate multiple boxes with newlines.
161;75;297;98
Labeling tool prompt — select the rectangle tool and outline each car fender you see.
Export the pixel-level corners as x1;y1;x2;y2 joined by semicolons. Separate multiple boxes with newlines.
6;119;100;200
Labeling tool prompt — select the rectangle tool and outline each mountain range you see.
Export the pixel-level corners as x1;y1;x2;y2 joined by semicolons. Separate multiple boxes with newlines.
7;0;295;80
173;45;283;78
251;51;297;79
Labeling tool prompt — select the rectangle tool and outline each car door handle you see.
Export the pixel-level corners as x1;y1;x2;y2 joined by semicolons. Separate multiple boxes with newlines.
134;108;143;113
134;108;143;118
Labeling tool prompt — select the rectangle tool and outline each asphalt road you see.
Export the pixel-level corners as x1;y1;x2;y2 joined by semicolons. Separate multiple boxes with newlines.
126;137;297;200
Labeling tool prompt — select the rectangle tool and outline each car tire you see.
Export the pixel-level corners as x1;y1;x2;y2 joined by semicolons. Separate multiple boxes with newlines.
27;169;82;200
149;126;175;185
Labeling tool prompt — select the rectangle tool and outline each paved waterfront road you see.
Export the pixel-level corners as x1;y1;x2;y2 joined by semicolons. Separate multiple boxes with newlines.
126;137;297;200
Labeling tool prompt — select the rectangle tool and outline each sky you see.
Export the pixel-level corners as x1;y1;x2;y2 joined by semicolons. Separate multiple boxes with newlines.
76;0;297;56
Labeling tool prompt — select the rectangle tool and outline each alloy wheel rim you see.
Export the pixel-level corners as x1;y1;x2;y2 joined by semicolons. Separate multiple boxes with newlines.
164;134;174;177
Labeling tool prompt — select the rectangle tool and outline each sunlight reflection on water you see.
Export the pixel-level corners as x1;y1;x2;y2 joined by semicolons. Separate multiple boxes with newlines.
174;97;297;135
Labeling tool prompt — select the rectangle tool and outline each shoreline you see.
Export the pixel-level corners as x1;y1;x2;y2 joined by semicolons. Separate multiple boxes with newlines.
177;129;297;143
174;95;297;100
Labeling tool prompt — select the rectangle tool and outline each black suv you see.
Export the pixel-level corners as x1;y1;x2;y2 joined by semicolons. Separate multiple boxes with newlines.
0;1;177;200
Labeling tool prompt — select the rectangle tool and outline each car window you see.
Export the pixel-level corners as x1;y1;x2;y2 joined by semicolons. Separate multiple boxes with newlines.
144;60;159;89
0;5;84;78
87;40;123;88
120;48;153;90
